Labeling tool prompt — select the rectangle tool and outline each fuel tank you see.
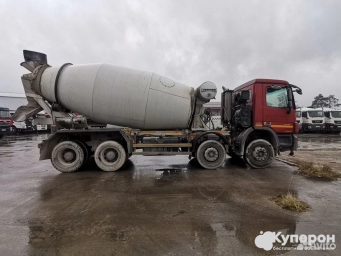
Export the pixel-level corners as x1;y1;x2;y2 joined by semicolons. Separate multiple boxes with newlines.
15;50;217;130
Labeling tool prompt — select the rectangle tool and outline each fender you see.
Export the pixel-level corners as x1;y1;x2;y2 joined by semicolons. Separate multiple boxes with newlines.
234;127;280;156
192;131;229;151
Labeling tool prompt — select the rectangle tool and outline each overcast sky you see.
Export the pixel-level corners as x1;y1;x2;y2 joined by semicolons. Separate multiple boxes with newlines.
1;0;340;106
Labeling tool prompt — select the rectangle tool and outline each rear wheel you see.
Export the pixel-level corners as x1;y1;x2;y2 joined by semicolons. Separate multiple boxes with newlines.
74;140;89;168
196;140;226;169
51;141;85;173
94;141;126;172
244;139;274;169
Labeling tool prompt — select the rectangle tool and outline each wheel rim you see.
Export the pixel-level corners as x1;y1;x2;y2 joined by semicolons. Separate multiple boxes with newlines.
252;146;268;161
204;147;219;162
63;149;76;162
103;148;118;163
57;148;77;165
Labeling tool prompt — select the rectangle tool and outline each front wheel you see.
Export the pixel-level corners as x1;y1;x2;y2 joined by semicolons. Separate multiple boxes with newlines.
196;140;226;169
244;139;274;169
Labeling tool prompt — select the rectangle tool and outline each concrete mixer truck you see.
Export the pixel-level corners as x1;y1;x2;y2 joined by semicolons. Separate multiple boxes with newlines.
13;50;302;173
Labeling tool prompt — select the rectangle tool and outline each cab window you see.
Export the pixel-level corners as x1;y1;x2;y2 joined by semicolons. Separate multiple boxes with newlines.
266;87;288;108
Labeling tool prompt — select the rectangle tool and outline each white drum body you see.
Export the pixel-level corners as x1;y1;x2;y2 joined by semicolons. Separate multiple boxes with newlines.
41;64;193;129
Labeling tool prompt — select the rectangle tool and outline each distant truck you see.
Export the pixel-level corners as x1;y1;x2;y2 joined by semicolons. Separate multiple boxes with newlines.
0;121;10;139
0;107;14;131
298;107;341;133
300;107;325;132
323;108;341;133
13;50;302;173
0;107;49;133
296;108;302;132
32;111;49;131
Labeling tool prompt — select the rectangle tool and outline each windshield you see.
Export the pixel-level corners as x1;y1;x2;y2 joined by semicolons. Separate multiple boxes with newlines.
331;111;341;118
0;110;10;118
308;111;323;118
296;111;301;117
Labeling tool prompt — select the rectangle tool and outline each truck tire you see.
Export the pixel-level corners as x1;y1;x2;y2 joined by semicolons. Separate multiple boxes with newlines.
196;140;226;169
94;141;126;172
51;141;85;173
244;139;274;169
74;140;89;168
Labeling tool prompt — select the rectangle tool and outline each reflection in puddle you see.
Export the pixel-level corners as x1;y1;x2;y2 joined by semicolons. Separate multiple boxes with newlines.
155;168;186;184
298;135;341;149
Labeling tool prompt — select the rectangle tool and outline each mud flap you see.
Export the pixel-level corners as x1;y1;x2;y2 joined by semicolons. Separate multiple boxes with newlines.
39;135;64;160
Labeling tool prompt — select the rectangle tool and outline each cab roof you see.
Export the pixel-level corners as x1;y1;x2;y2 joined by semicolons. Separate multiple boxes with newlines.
234;78;289;91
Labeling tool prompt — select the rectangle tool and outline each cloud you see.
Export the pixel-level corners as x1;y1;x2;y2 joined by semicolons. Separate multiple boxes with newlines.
1;0;340;106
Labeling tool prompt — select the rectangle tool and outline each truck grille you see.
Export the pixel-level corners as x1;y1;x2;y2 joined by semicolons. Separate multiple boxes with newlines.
312;120;322;124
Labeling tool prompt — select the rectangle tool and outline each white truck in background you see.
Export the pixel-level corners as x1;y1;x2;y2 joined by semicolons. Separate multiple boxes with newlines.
301;108;325;132
323;108;341;133
296;108;302;132
33;111;49;131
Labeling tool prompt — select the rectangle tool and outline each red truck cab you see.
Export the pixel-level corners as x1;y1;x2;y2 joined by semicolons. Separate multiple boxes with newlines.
221;79;301;168
0;107;13;127
235;79;299;134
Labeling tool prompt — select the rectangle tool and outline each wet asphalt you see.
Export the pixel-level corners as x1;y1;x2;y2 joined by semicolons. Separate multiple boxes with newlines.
0;134;340;256
298;134;341;150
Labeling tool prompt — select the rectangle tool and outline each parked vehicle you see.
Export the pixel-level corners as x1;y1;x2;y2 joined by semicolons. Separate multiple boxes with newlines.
12;121;29;132
0;121;10;139
324;108;341;133
0;107;14;132
32;111;49;131
301;107;325;132
12;50;302;173
296;108;302;132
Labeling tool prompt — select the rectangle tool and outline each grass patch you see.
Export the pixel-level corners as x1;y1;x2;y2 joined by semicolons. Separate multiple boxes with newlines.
294;160;341;180
271;193;310;212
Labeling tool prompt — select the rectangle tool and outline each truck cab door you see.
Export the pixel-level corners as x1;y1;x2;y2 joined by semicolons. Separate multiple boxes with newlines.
262;84;295;134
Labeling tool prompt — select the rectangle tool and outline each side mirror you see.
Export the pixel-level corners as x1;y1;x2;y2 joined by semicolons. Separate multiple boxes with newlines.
287;87;293;114
296;89;302;95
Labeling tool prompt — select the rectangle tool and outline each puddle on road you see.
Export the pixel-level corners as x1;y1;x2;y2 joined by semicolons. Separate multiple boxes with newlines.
155;168;187;184
298;134;341;149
